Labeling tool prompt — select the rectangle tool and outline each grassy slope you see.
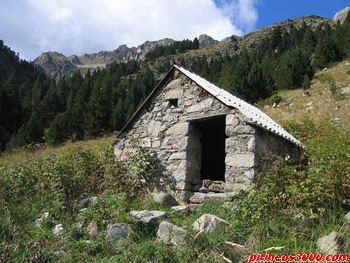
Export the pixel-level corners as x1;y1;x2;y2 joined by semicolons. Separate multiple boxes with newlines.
1;60;349;262
264;59;350;132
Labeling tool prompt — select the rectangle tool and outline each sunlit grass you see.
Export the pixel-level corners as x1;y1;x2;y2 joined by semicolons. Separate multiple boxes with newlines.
264;59;350;133
0;134;116;165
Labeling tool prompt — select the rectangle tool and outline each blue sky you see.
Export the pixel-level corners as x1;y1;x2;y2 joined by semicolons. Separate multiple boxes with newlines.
254;0;349;29
0;0;349;61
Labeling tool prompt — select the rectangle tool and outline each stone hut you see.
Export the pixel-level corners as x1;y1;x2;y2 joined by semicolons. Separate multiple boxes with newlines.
114;65;303;196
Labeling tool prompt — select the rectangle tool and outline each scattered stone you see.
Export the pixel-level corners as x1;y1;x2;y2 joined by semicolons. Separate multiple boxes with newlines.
79;193;98;207
208;183;225;193
188;204;201;211
193;214;229;233
317;232;342;254
79;208;88;213
153;193;179;207
129;210;168;223
303;90;310;97
189;192;207;204
342;199;350;208
202;179;212;188
344;212;350;221
199;186;210;193
86;221;99;238
341;87;350;94
205;192;227;202
52;224;64;236
35;212;49;227
157;221;187;246
171;205;189;216
332;117;341;124
52;251;66;257
293;212;306;221
105;223;132;246
76;221;84;229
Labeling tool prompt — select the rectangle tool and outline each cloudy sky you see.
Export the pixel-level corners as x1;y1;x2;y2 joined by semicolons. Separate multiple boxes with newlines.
0;0;348;61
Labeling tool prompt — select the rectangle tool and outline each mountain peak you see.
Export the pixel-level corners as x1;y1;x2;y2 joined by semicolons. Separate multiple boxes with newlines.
334;6;350;24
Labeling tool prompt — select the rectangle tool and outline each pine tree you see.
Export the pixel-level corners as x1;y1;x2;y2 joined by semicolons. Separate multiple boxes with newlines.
191;37;200;50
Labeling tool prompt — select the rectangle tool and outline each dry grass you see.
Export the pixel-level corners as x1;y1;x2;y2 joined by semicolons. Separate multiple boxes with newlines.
0;134;116;165
263;59;350;131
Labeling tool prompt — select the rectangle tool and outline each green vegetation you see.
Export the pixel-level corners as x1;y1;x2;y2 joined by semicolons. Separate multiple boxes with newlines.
1;18;350;263
1;75;350;261
1;19;350;151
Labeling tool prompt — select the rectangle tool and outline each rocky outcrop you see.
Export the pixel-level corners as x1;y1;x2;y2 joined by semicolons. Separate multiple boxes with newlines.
198;34;219;48
34;51;78;80
334;7;350;24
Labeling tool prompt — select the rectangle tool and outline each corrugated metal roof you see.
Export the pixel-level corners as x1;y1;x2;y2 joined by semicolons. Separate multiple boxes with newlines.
174;65;304;148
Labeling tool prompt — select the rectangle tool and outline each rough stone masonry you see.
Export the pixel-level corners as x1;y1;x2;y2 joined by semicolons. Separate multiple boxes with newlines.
114;66;302;198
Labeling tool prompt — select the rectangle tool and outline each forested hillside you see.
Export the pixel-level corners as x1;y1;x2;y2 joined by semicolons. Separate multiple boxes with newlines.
1;18;350;151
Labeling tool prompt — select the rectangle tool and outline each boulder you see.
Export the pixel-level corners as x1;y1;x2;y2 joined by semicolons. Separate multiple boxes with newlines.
193;214;229;233
129;210;168;223
153;193;179;207
106;223;132;246
317;232;342;254
157;221;187;246
189;192;206;204
205;192;227;202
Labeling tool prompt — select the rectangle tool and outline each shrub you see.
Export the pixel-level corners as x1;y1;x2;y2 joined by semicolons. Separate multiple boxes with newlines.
283;118;317;141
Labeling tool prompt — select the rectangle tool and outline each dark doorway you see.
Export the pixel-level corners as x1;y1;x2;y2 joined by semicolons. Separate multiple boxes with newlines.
193;116;226;181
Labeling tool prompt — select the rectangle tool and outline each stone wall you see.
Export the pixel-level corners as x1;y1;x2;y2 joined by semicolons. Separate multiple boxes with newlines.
224;114;256;192
115;70;242;192
114;69;301;195
254;127;302;172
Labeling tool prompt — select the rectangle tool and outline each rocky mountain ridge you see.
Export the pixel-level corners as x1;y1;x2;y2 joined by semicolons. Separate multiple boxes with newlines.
33;34;218;79
33;8;348;79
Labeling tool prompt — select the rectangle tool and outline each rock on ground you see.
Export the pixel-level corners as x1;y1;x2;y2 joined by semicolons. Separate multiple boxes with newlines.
153;193;179;207
105;223;132;246
193;214;229;233
317;232;342;254
86;221;99;238
129;210;168;223
157;221;187;246
52;224;64;236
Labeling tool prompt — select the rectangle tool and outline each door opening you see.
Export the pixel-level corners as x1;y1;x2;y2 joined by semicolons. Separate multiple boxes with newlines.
191;115;226;182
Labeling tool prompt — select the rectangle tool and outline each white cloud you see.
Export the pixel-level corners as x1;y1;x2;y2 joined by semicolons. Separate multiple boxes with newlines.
0;0;259;61
215;0;259;30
